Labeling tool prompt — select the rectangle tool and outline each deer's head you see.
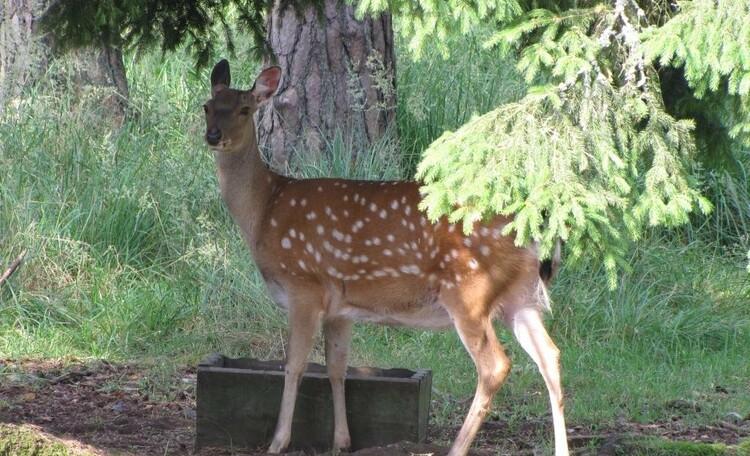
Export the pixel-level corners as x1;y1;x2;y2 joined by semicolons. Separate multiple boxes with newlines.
203;60;281;154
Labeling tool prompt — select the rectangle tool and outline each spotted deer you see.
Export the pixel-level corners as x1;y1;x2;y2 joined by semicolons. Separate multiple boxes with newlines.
203;60;569;456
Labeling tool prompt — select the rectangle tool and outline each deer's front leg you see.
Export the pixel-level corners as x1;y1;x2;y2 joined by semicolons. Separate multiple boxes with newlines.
268;302;322;453
324;317;353;452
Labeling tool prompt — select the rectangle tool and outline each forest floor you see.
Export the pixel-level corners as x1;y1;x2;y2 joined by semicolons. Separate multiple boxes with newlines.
1;359;748;456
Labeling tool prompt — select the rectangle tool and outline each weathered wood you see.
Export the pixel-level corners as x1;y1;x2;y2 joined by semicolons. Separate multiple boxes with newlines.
0;249;27;287
194;356;431;452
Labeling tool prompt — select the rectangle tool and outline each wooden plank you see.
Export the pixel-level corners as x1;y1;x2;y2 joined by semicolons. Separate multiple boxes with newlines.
194;355;432;452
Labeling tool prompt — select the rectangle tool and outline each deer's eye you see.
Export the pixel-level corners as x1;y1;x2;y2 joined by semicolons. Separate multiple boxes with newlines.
240;107;251;116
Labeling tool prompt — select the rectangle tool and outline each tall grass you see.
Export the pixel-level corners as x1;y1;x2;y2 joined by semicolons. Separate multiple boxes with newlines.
395;35;526;173
1;35;749;436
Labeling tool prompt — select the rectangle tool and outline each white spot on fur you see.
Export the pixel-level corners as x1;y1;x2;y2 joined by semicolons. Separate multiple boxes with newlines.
400;265;421;275
281;238;292;249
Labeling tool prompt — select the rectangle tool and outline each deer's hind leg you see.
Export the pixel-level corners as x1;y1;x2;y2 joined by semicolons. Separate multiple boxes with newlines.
447;311;512;456
506;304;569;456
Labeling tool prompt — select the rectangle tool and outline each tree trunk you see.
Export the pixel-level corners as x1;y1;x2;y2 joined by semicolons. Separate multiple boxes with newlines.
257;0;397;172
0;0;128;114
70;44;130;114
0;0;50;105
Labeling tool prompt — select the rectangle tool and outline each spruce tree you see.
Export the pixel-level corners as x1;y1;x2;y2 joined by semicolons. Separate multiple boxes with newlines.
40;0;275;68
356;0;749;282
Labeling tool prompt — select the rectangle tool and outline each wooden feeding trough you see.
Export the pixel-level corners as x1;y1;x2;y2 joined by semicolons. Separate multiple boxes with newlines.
194;355;432;452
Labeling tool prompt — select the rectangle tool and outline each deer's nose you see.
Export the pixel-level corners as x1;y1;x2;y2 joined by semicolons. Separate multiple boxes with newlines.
206;128;222;146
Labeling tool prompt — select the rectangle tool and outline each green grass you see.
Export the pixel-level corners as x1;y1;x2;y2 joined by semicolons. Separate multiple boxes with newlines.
608;437;750;456
1;33;749;453
0;423;97;456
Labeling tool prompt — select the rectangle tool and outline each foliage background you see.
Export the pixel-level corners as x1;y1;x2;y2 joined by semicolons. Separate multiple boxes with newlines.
1;0;749;447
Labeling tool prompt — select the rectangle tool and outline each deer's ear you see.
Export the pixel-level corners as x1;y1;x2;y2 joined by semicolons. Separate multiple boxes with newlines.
211;59;231;96
251;66;281;103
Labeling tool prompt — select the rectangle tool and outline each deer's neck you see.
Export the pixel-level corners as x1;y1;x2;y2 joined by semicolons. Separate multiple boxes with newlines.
214;136;281;249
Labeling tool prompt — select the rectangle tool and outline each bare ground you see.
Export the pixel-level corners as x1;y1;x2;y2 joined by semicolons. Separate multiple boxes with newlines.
1;359;748;455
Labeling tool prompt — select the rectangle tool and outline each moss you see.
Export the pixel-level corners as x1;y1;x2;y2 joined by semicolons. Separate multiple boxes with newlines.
0;424;96;456
608;436;750;456
733;440;750;456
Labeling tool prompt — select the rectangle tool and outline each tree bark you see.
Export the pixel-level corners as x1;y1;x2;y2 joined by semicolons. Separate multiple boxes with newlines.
0;0;50;104
70;44;130;113
257;0;397;172
0;0;128;114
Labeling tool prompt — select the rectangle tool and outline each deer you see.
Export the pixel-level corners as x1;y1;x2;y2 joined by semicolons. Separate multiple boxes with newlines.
203;59;570;456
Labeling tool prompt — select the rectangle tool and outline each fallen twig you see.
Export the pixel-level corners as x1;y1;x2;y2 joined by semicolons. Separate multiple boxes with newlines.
0;249;28;287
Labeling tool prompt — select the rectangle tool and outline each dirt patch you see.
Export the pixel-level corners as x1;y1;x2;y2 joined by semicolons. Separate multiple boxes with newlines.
1;359;748;455
0;359;195;455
